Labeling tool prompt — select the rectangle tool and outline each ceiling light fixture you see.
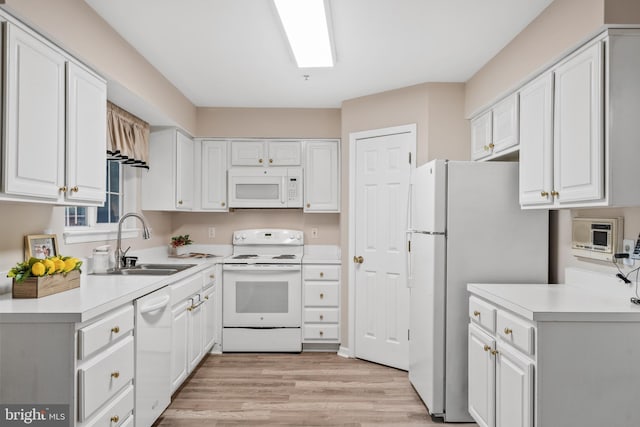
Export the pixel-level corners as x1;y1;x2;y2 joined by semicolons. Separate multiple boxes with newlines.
274;0;334;68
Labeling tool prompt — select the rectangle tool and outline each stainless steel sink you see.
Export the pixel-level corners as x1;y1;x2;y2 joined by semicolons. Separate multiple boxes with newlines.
92;263;196;276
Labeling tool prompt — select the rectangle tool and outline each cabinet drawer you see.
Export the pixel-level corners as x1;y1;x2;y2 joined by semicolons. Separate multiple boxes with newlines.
304;324;339;340
304;308;339;323
303;265;340;281
79;336;134;421
171;273;203;304
83;384;133;427
469;296;497;333
497;310;535;356
78;305;134;360
304;283;339;306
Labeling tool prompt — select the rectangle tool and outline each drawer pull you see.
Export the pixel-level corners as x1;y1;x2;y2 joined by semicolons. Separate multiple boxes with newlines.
319;331;324;336
504;327;513;335
320;314;324;320
320;272;324;278
111;371;120;379
320;293;324;299
269;159;273;164
110;415;119;423
483;345;491;352
111;326;120;333
210;274;215;279
259;158;263;164
205;295;209;300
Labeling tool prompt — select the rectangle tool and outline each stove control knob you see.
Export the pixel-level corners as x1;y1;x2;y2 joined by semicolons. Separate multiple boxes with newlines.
241;234;247;240
296;233;302;240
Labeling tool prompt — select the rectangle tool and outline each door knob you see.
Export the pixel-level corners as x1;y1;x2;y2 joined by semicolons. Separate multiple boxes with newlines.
353;255;364;264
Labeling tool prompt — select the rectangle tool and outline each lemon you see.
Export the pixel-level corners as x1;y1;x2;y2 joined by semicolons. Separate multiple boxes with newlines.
43;259;56;275
63;258;77;273
54;259;65;273
31;262;46;277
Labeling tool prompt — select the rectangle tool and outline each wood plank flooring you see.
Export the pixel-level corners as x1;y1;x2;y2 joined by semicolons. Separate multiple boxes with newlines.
155;353;478;426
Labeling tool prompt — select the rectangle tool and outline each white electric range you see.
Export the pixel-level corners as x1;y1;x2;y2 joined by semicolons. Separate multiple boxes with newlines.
222;229;303;352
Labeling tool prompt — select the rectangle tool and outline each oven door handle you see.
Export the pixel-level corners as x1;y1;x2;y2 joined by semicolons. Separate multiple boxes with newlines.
223;264;301;272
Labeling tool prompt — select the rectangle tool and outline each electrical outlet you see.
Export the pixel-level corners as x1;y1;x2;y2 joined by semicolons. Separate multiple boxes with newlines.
623;239;635;267
311;227;319;238
208;227;216;239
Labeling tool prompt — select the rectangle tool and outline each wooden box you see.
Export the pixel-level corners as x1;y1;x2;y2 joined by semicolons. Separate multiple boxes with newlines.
12;270;80;298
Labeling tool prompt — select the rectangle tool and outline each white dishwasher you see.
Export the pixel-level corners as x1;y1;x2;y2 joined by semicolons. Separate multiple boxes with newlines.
135;286;172;427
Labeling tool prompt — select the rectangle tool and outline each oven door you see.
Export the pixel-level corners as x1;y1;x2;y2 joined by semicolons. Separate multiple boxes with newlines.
223;264;301;327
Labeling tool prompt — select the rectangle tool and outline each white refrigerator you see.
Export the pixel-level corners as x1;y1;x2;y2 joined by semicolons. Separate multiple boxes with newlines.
407;160;548;422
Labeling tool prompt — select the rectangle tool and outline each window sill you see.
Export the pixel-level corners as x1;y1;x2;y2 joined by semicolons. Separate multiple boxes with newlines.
63;228;139;245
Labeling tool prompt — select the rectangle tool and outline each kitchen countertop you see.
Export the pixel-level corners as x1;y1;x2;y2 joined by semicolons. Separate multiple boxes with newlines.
0;248;227;324
468;282;640;322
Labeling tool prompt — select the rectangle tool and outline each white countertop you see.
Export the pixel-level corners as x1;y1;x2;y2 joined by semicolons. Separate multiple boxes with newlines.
0;248;227;324
468;283;640;322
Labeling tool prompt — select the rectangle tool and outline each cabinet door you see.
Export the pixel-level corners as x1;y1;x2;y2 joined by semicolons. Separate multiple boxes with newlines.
304;140;339;212
66;62;107;204
176;132;194;209
202;286;216;351
519;72;554;207
231;140;265;166
553;41;604;204
201;140;228;210
4;23;65;199
496;344;534;427
492;93;519;153
188;297;204;372
268;141;301;165
468;323;496;427
170;302;189;393
470;111;492;160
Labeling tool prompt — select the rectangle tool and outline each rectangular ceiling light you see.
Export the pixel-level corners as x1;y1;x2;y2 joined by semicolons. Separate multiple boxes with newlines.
274;0;334;68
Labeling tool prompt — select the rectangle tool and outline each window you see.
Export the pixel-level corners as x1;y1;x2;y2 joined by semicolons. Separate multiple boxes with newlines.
63;161;139;244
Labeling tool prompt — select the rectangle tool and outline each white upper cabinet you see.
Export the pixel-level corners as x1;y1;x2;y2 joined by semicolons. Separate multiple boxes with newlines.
470;93;519;161
66;62;107;204
200;140;228;211
2;21;107;206
470;111;492;161
553;41;603;205
491;94;519;153
519;72;554;207
141;129;194;211
304;140;340;212
4;23;66;200
230;140;301;166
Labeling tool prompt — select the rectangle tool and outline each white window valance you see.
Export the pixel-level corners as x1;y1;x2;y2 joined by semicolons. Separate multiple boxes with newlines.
107;101;150;169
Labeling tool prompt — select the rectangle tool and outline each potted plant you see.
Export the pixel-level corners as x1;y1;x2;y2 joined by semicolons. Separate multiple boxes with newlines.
169;234;193;256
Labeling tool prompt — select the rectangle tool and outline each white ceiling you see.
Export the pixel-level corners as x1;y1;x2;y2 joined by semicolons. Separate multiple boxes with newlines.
85;0;553;108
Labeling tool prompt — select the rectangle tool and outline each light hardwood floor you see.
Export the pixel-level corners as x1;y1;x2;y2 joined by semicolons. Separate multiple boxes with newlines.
156;353;478;426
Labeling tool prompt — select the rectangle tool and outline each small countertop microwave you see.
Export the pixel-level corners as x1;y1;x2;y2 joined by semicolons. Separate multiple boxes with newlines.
571;217;623;261
227;167;302;208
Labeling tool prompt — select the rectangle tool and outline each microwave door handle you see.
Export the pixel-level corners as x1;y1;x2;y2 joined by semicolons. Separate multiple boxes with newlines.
281;176;286;204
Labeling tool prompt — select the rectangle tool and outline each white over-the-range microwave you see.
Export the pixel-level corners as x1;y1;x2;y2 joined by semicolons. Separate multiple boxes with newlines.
227;167;303;208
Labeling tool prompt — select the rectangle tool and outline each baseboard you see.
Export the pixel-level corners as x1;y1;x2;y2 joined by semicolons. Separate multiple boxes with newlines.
337;346;352;358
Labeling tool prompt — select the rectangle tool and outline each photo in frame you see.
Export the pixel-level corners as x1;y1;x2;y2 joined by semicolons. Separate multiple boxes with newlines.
25;234;59;260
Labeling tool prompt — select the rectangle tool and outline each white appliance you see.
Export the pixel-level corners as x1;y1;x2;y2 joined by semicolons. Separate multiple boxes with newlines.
223;229;304;351
571;217;623;261
227;167;303;208
407;160;548;422
134;287;172;427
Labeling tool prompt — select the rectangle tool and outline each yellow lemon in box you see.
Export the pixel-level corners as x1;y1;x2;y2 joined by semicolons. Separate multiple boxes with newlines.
43;259;56;275
31;262;46;277
63;258;77;273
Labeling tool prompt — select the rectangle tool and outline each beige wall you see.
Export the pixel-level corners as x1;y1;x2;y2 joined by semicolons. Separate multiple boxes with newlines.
465;0;605;117
196;108;341;138
1;0;197;133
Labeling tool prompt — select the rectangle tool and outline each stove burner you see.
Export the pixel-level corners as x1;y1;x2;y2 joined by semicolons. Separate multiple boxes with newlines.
272;255;297;260
232;254;259;259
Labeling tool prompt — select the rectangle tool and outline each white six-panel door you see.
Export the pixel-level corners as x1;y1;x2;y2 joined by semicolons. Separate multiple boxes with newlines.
354;130;413;370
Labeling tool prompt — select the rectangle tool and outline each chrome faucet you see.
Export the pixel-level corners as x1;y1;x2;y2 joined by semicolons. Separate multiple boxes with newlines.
114;212;152;271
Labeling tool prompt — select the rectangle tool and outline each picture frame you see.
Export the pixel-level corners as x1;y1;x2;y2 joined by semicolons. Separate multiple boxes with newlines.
25;234;59;260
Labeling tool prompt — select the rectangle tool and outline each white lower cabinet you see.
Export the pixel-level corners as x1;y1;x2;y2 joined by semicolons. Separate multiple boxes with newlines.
170;300;190;393
495;343;533;427
302;264;341;345
187;294;204;372
468;324;495;427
